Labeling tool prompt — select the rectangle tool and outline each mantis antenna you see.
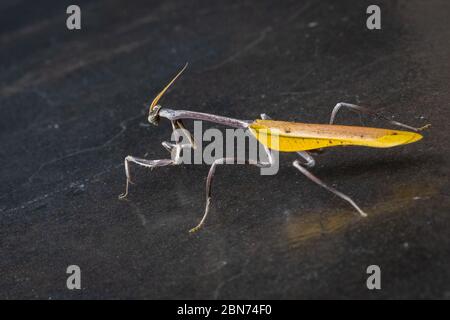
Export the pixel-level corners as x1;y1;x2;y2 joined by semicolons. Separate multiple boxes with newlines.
149;63;188;113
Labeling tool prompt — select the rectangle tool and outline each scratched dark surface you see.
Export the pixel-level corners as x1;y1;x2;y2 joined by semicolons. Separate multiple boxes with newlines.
1;0;449;299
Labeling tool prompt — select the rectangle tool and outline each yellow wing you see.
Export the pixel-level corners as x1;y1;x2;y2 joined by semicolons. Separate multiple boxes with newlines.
248;119;423;152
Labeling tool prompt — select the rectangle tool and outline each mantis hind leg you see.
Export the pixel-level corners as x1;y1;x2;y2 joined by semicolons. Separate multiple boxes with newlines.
330;102;430;132
293;152;368;217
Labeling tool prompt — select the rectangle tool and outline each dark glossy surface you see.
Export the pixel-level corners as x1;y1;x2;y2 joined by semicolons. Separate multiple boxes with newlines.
1;0;449;299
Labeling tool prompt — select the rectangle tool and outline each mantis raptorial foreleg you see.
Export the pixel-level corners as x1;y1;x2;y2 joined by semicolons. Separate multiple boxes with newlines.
329;102;430;132
293;151;367;217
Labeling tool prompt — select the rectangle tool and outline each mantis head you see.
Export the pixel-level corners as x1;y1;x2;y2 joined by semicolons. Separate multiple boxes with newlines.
148;63;188;125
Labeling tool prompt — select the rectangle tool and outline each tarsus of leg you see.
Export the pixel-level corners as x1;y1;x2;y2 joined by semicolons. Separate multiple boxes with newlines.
330;102;431;132
293;153;367;217
119;156;133;199
189;145;274;233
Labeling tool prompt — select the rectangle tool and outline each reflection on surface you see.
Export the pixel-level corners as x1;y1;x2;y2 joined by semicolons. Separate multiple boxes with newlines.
285;178;440;248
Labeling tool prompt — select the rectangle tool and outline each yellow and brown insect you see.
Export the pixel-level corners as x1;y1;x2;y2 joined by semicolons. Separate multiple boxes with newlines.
119;64;430;232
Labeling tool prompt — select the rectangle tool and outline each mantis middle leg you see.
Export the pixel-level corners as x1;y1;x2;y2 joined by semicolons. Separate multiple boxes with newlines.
189;145;274;233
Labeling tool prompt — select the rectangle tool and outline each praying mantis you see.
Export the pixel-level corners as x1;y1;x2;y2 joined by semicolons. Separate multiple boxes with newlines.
119;64;430;233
